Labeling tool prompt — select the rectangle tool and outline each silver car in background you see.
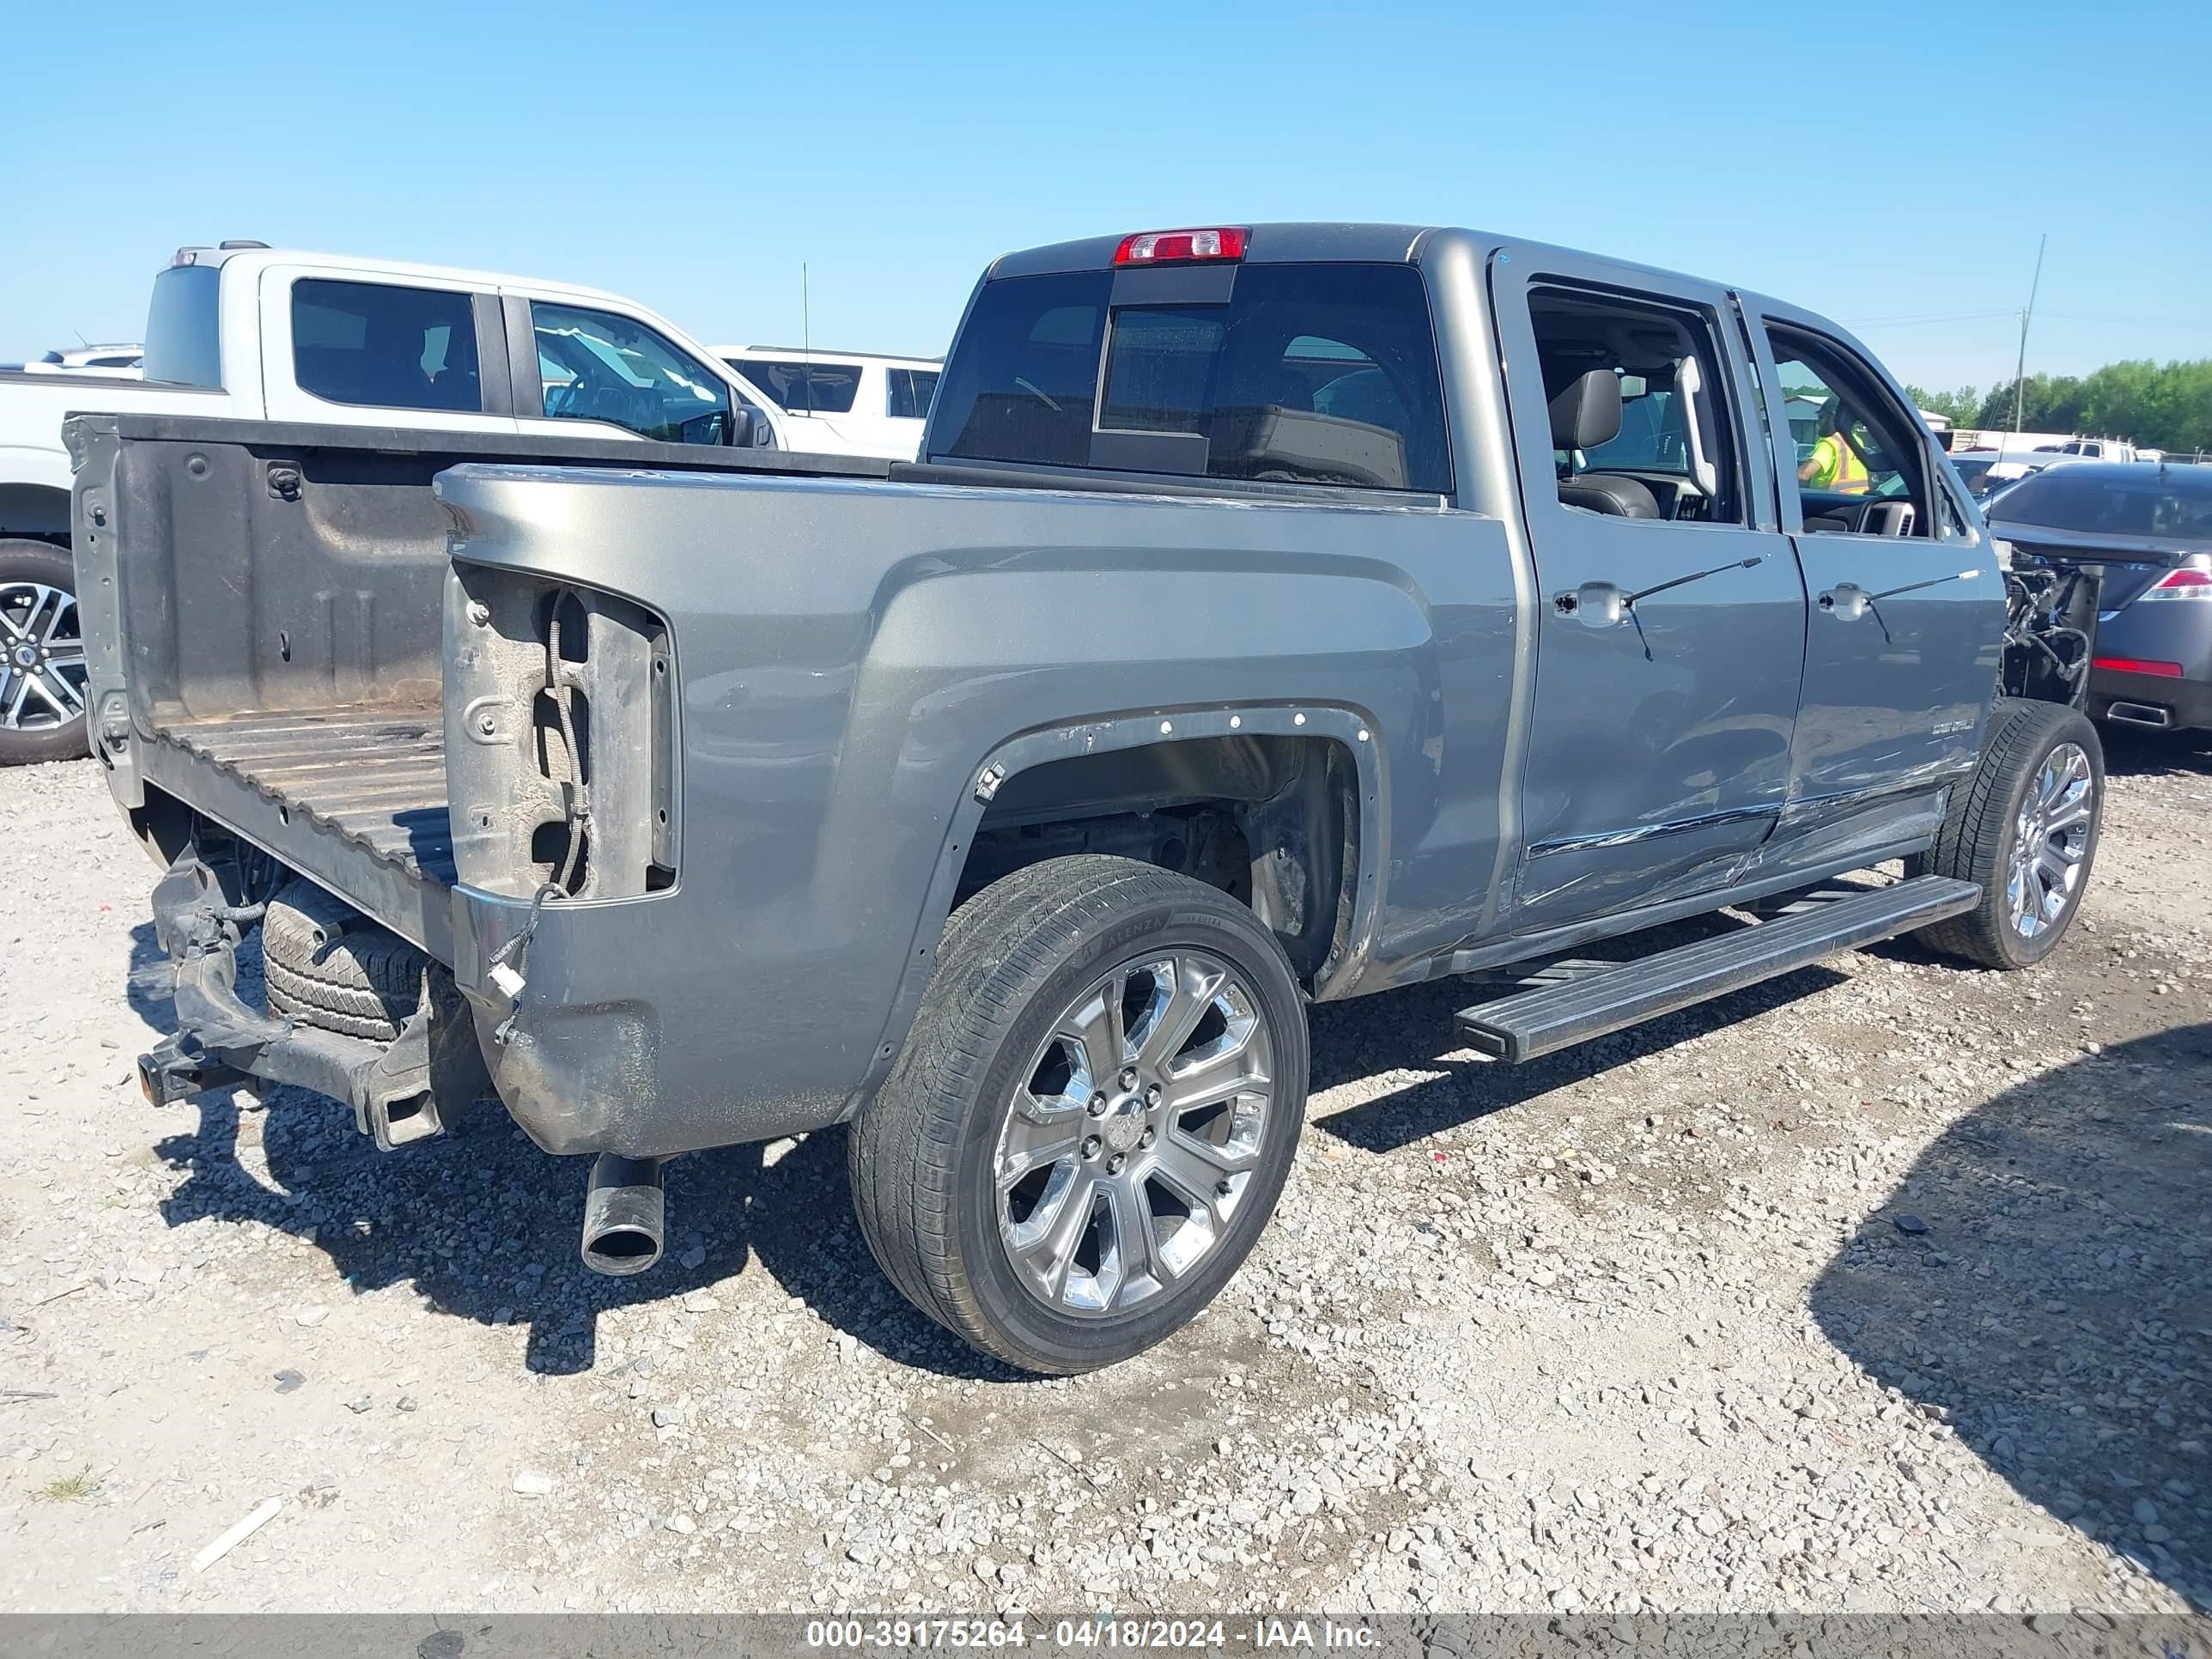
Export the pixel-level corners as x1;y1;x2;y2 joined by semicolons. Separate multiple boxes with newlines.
1988;461;2212;732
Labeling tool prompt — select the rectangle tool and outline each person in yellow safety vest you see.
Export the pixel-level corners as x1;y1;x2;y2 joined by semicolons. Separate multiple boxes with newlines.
1798;396;1871;494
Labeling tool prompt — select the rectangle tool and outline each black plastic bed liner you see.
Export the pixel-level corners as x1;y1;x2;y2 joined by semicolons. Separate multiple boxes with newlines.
139;701;459;959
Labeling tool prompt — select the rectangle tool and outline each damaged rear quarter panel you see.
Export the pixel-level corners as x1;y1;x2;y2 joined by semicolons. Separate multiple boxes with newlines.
435;464;1519;1157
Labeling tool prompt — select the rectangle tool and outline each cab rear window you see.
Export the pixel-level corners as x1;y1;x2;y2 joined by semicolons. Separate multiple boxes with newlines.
930;263;1452;493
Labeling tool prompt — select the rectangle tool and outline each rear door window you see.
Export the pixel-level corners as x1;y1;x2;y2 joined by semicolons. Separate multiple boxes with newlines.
726;357;863;414
930;263;1452;492
291;279;482;412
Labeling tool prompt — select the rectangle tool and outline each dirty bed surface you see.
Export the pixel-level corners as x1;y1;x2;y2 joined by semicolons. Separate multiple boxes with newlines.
150;701;454;884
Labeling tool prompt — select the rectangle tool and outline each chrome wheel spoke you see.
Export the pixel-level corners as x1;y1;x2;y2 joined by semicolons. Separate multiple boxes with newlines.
1000;1111;1083;1188
1162;1030;1265;1114
1059;975;1128;1084
1104;1174;1170;1301
1133;955;1224;1072
1010;1166;1102;1304
2041;749;2089;808
2042;798;2090;837
1159;1118;1260;1185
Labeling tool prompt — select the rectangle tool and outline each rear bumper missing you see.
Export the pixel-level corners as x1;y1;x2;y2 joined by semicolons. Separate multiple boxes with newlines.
138;849;478;1150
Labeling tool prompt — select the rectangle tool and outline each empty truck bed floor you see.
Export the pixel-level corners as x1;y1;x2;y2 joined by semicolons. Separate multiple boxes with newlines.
140;702;458;958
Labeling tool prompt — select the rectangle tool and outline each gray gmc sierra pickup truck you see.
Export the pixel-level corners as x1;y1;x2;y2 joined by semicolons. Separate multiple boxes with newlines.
73;223;2105;1373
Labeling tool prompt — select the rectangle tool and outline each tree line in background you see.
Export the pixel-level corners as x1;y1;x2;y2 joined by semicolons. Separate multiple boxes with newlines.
1905;358;2212;455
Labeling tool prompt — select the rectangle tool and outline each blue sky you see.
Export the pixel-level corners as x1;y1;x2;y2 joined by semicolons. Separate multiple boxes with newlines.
7;0;2209;396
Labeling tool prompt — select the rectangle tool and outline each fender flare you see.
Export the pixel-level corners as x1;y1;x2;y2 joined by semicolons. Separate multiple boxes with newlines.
844;702;1391;1118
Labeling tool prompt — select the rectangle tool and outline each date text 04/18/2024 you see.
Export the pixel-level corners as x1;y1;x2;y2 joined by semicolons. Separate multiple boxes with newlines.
802;1620;1382;1650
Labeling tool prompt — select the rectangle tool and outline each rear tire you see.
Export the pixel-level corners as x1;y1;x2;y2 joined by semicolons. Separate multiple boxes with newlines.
262;878;447;1040
850;854;1309;1375
0;539;89;765
1909;697;2102;969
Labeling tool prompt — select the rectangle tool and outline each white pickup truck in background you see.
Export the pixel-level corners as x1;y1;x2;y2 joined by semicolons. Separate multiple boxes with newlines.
0;241;834;763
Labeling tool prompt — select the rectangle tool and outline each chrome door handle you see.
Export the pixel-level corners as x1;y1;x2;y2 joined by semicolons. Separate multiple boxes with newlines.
1553;581;1626;627
1818;583;1870;622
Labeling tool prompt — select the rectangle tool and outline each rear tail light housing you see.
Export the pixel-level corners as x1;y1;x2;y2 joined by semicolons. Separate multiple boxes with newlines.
2094;656;2185;678
1114;227;1249;266
2137;563;2212;603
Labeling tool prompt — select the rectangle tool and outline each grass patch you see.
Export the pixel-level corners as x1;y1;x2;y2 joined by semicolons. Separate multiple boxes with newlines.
40;1467;98;1501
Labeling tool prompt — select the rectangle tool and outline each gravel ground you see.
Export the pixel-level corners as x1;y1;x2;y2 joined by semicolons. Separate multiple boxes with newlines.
0;732;2204;1617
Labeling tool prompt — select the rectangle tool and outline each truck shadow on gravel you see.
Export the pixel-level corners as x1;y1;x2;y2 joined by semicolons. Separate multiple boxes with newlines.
148;1081;1030;1382
131;927;1042;1381
129;915;1861;1382
2099;724;2212;779
1811;1022;2212;1612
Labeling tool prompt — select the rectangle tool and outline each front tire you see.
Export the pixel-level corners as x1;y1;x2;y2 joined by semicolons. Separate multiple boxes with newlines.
0;539;89;764
1910;697;2102;969
850;855;1309;1374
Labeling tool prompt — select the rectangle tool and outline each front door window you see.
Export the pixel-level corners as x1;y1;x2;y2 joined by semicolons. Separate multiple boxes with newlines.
532;303;733;445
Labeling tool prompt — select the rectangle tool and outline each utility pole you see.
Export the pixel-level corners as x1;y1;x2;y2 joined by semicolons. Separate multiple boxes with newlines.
2013;233;2046;434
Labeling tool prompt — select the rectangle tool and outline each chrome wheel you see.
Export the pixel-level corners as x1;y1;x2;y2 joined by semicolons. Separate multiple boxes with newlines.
2008;740;2094;939
994;950;1276;1317
0;580;86;733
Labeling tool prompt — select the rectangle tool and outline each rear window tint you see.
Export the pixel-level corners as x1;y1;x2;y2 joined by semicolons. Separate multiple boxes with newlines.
143;264;223;389
727;357;862;414
930;263;1451;493
1993;469;2212;538
292;279;480;412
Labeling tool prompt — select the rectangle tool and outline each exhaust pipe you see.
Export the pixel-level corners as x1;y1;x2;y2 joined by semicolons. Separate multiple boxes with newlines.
580;1154;665;1276
2106;700;2173;728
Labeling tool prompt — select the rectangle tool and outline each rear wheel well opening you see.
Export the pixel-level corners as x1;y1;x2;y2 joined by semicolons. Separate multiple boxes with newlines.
0;484;72;545
952;732;1361;985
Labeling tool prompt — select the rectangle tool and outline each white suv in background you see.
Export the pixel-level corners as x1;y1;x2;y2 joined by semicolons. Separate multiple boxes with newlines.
14;344;145;379
715;346;941;459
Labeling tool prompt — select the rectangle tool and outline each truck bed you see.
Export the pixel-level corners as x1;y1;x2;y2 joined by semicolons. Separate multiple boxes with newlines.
150;701;454;884
75;413;891;961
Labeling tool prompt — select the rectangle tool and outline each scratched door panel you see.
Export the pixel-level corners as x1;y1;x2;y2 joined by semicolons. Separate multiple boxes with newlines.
1741;303;2006;816
1487;245;1807;929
